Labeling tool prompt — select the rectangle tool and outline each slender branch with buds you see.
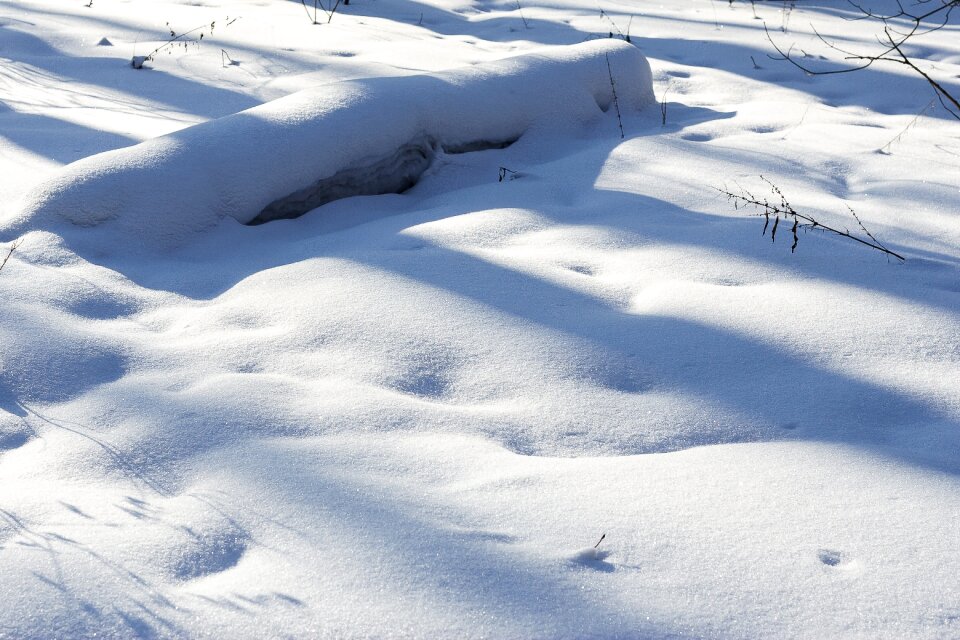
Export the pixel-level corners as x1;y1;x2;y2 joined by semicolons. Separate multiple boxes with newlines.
718;176;905;261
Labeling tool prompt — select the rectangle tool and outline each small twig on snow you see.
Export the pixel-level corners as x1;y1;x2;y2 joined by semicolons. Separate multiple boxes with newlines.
718;176;904;261
498;166;519;182
0;240;21;275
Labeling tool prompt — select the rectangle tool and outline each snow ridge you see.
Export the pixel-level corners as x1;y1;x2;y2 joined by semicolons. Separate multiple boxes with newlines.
2;40;653;253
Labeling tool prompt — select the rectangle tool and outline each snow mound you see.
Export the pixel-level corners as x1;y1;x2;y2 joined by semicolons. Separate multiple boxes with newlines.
2;40;653;254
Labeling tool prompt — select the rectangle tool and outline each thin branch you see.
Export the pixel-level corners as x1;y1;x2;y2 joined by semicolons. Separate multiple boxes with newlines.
605;53;625;139
0;240;20;274
764;3;960;120
884;27;960;118
717;178;905;261
765;22;876;74
144;20;215;61
878;97;937;153
498;166;519;182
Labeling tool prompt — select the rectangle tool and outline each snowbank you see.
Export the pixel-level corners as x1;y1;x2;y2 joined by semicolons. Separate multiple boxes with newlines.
2;40;653;253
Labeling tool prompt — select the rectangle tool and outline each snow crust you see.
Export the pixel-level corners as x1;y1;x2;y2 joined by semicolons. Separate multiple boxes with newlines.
3;39;653;252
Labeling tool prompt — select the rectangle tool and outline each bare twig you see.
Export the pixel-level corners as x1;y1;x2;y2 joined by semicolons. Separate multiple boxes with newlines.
718;176;905;261
148;20;214;59
325;0;343;23
301;0;316;23
599;8;632;41
498;166;519;182
133;17;237;68
0;240;21;274
302;0;342;24
763;1;960;120
221;49;238;67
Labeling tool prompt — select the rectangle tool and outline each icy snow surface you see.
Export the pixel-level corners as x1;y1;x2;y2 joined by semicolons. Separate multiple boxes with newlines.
1;0;959;638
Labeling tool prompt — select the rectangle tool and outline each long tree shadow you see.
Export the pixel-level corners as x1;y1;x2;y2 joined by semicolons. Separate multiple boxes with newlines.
313;0;592;43
102;89;957;318
638;35;960;122
0;505;184;639
81;193;960;476
28;86;954;473
2;3;956;478
0;17;259;163
0;110;137;164
217;439;689;638
324;0;960;120
341;239;958;467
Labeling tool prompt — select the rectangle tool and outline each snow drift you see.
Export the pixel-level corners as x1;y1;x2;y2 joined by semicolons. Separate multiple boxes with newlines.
1;40;654;253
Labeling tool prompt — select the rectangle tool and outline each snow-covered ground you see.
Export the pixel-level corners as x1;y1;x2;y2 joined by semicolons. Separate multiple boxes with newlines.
1;0;959;637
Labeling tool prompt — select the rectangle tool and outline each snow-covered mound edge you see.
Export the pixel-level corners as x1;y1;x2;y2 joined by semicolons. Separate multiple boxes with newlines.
1;40;654;253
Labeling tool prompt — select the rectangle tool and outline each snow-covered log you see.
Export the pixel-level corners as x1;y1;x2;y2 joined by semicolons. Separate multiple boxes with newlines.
2;40;653;252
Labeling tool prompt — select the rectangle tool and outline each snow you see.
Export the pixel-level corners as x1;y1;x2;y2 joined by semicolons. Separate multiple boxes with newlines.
4;39;653;252
1;0;959;638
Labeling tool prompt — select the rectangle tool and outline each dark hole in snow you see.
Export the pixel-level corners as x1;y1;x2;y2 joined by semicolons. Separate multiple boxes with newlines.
247;136;517;225
817;549;847;567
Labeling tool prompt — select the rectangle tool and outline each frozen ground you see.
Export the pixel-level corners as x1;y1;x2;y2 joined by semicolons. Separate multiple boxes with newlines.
1;0;959;638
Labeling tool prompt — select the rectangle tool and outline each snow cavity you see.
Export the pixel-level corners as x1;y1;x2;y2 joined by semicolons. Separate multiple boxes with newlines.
250;136;517;224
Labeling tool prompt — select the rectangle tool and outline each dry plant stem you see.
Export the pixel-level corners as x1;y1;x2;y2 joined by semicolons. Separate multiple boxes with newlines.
0;240;21;274
326;0;342;23
301;0;316;23
599;8;627;40
516;0;530;29
145;21;213;60
302;0;342;24
605;54;625;139
660;86;669;125
718;176;905;261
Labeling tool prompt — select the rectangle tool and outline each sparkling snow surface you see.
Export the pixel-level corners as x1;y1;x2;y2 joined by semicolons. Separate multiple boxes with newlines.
1;0;959;638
